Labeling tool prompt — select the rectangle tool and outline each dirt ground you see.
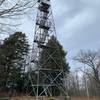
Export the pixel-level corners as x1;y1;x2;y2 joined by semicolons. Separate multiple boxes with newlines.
11;96;100;100
11;96;56;100
71;97;100;100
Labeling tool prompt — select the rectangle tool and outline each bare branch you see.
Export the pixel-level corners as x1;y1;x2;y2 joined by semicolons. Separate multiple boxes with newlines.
73;50;100;87
0;0;37;34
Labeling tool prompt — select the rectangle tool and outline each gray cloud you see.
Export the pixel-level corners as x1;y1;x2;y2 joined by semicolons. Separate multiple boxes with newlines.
20;0;100;69
51;0;100;69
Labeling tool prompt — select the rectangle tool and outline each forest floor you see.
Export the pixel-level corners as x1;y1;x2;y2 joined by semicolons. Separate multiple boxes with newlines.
0;94;99;100
71;97;100;100
11;96;100;100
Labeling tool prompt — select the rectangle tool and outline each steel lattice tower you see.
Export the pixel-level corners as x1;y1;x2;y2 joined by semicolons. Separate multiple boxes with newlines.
29;0;68;99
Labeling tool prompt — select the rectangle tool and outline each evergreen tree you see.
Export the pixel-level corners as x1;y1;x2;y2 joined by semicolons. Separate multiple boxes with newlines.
40;35;69;72
0;32;29;92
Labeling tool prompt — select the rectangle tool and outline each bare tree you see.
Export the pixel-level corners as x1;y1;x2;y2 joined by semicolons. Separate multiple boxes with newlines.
65;73;80;97
0;0;37;34
74;50;100;88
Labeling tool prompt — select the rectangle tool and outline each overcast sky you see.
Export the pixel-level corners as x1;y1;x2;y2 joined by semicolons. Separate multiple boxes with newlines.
20;0;100;70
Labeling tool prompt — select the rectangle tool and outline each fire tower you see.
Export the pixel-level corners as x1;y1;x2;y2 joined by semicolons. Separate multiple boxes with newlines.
28;0;68;99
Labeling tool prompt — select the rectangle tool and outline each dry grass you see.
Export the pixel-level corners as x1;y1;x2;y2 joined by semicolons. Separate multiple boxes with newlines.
11;96;57;100
12;96;62;100
71;97;100;100
11;96;36;100
9;96;100;100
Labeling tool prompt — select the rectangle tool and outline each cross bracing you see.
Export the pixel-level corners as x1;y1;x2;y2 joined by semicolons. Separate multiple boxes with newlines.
27;0;69;99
